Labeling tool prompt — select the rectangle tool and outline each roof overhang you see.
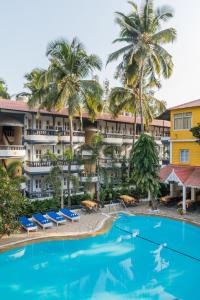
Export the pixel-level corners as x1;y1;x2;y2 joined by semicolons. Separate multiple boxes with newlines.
0;116;24;127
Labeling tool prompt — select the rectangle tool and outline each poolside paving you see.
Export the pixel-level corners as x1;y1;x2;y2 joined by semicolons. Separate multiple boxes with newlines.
0;202;200;251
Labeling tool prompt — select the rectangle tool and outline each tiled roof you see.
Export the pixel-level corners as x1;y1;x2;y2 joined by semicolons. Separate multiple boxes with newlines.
169;99;200;110
0;99;170;127
160;165;200;188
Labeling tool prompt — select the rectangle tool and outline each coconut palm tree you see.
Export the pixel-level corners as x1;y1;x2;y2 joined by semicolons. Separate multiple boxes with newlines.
107;0;176;132
45;37;103;150
109;84;166;143
23;68;47;106
0;78;10;99
0;160;25;187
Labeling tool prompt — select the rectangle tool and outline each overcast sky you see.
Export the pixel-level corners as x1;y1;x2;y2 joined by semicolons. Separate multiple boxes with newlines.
0;0;200;107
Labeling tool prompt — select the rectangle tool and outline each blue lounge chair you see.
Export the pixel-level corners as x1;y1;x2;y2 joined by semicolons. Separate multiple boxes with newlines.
59;208;80;222
19;216;37;234
32;213;53;229
46;211;66;226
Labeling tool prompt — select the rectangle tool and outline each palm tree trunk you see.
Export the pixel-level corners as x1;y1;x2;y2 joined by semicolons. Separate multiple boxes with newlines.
67;116;74;208
139;64;144;133
133;111;137;146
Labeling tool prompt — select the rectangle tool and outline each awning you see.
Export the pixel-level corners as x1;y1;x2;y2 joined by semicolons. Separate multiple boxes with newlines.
160;165;200;188
0;116;24;127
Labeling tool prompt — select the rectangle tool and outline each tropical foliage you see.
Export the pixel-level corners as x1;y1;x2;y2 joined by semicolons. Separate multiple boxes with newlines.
0;78;10;99
0;168;27;236
107;0;176;132
191;124;200;144
130;133;160;208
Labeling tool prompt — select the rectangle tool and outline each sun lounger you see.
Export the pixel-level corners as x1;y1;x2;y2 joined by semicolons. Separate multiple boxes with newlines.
177;199;196;209
19;216;37;234
59;208;80;221
81;200;99;213
120;195;138;206
32;213;53;229
160;195;177;205
46;211;66;226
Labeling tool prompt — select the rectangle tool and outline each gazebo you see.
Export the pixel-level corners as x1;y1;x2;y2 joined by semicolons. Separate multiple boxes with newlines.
160;165;200;212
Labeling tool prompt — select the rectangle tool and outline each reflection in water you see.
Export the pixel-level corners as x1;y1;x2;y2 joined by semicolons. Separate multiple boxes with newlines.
154;222;162;229
151;245;169;272
9;248;26;259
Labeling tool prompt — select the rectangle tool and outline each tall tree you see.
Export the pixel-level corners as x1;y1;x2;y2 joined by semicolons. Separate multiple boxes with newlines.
131;133;160;209
24;37;103;207
0;78;10;99
109;84;166;140
107;0;176;132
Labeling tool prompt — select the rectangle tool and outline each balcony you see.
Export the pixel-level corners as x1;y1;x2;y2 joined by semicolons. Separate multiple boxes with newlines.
81;173;98;183
102;133;123;144
161;132;170;142
25;160;84;174
100;158;122;168
25;129;58;144
58;131;85;144
26;187;85;200
0;145;26;158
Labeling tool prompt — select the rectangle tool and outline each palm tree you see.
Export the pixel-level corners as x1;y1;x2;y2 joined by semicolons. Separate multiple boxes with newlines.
107;0;176;132
0;160;25;187
81;133;103;202
24;38;103;207
42;149;79;208
109;84;166;143
45;37;103;150
0;78;10;99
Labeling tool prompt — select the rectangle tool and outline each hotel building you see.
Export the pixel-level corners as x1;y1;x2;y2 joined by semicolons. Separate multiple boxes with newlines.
0;99;170;201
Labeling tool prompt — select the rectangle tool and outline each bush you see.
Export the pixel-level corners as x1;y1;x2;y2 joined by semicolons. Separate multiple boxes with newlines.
22;193;92;216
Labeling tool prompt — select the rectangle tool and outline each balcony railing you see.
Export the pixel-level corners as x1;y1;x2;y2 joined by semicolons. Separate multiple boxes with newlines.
59;130;85;137
25;160;84;174
0;145;26;158
27;129;58;136
26;187;85;199
0;145;25;151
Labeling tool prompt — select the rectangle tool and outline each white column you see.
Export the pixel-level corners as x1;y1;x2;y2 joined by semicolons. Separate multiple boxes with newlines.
191;187;196;201
170;141;172;164
170;183;174;196
182;185;186;212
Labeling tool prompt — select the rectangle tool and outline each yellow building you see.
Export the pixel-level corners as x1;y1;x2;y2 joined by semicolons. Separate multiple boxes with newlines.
160;99;200;212
170;100;200;166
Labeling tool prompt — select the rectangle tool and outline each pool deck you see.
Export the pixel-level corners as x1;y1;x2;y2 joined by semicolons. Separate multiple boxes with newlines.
0;203;200;251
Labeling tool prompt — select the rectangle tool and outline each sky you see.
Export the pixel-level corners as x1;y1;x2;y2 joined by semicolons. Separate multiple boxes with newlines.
0;0;200;108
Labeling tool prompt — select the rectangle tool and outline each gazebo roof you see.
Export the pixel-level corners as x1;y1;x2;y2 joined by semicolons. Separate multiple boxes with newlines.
160;165;200;188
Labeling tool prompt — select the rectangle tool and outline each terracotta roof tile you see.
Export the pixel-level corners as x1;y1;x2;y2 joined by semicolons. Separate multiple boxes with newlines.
160;165;200;188
169;99;200;110
0;99;170;127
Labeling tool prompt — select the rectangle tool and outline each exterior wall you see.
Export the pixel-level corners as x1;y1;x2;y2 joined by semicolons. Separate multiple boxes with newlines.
0;108;170;200
171;107;200;140
172;142;200;166
170;106;200;166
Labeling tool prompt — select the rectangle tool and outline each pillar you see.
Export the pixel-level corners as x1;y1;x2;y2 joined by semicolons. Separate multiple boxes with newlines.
182;185;186;212
170;183;174;197
191;187;196;201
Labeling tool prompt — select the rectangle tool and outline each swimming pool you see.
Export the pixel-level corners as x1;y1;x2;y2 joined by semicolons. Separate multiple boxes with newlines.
0;214;200;300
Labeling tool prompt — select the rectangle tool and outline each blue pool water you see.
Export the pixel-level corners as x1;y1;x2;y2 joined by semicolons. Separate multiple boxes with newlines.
0;214;200;300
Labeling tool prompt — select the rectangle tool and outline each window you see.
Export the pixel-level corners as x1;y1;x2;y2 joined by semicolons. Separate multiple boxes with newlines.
4;127;14;137
46;121;49;129
36;149;42;160
57;149;61;155
36;120;42;129
174;112;192;130
35;179;41;189
180;150;189;163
